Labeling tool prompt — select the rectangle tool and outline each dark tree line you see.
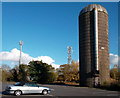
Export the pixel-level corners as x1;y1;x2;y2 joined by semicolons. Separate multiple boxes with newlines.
1;61;57;83
1;60;79;84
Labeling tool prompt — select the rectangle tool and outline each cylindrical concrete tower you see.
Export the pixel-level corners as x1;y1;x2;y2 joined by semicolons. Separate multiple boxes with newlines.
79;4;110;87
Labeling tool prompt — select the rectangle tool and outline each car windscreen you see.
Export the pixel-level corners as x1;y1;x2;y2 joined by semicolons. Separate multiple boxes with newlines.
14;82;24;86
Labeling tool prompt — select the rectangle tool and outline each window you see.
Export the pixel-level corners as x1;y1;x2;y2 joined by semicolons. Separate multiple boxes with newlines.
14;82;24;86
28;83;39;87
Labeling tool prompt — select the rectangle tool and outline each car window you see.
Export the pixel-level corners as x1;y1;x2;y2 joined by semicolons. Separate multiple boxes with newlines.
33;84;39;87
14;82;24;86
24;83;30;87
29;83;39;87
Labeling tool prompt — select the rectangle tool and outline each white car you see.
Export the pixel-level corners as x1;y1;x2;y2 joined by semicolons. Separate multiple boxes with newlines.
5;82;51;96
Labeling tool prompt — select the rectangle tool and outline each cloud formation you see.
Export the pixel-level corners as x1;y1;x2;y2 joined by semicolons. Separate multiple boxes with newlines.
0;48;119;69
0;48;60;69
109;53;119;66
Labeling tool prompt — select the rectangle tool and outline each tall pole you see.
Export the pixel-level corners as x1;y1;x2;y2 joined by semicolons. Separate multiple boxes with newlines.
67;46;72;65
19;40;23;66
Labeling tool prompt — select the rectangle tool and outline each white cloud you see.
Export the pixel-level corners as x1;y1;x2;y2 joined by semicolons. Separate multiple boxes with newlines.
51;63;60;69
109;53;120;69
2;48;119;69
109;53;119;65
0;48;19;61
34;56;55;65
0;48;59;69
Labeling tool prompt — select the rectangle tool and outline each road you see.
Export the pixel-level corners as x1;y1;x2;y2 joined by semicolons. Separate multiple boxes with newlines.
0;83;120;98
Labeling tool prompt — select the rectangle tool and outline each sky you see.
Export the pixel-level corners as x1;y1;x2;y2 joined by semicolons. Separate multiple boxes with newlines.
0;2;119;69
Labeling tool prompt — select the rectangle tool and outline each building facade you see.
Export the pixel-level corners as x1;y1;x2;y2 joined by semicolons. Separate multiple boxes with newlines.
79;4;110;87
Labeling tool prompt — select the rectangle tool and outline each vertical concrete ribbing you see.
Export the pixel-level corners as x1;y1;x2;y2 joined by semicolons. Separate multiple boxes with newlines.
94;8;99;71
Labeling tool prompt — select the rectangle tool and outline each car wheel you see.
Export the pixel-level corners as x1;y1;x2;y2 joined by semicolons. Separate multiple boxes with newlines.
42;89;48;95
14;90;22;96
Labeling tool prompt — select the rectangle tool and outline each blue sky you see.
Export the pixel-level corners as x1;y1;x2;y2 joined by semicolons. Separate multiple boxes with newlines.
1;2;118;68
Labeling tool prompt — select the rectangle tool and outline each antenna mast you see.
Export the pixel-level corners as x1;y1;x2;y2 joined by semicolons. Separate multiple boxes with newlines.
19;40;23;66
67;46;73;65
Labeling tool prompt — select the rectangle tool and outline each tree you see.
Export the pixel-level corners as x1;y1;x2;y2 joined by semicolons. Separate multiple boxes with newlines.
18;64;28;82
110;65;119;80
28;61;57;83
57;60;79;83
1;64;12;82
57;64;70;82
10;65;19;82
71;60;79;82
110;68;118;79
56;68;64;81
2;64;11;71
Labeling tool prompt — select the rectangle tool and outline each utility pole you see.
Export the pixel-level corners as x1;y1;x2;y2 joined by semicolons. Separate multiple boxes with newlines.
67;46;73;65
19;40;23;66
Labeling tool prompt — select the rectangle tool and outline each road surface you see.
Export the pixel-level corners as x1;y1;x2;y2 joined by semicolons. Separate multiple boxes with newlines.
1;82;120;98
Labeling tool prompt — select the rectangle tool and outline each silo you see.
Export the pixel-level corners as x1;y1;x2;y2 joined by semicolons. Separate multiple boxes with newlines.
79;4;110;87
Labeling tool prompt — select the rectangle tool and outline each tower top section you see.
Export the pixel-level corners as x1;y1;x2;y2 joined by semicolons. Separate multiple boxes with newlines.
80;4;108;15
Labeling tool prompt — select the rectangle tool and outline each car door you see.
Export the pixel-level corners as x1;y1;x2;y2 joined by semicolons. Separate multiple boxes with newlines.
28;83;41;94
22;83;31;94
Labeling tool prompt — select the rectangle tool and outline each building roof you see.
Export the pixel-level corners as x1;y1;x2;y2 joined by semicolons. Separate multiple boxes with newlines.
80;4;108;15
